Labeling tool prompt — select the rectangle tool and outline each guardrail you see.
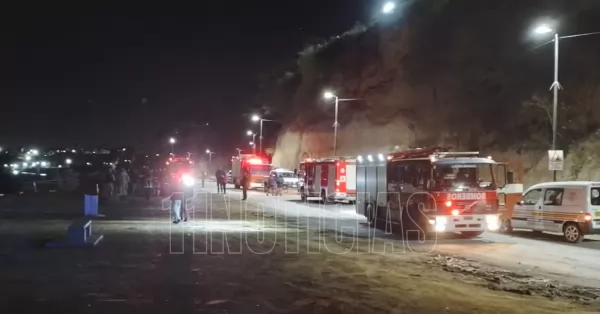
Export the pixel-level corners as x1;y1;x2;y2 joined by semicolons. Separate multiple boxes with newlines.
21;180;60;193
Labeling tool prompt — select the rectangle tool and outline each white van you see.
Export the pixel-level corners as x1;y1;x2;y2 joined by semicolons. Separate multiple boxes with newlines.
510;181;600;243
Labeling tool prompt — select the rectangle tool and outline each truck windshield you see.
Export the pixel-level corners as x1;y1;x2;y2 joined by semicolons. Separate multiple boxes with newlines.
433;163;495;190
276;172;295;178
249;165;271;176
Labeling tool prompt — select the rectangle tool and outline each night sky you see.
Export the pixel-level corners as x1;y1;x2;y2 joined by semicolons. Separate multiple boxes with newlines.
11;1;378;151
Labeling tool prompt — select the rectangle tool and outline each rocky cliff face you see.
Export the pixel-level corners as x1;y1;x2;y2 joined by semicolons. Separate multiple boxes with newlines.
268;0;600;185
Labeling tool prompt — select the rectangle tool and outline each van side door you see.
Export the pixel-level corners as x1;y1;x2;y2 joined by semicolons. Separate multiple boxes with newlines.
512;188;542;230
541;187;565;232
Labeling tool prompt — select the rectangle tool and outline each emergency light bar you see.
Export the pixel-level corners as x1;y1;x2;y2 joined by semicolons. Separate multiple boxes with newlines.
246;158;264;165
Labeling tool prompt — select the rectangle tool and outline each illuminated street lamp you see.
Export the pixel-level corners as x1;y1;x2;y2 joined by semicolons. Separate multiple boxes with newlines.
532;23;600;181
205;149;215;163
247;130;257;154
65;158;72;165
323;91;363;156
251;115;277;154
169;137;176;153
382;1;396;14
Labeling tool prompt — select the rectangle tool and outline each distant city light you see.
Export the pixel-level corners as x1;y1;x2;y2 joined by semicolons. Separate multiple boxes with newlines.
251;115;260;122
25;155;32;161
65;158;72;165
122;148;126;151
22;162;28;167
156;153;160;157
72;149;76;153
12;170;19;175
41;161;48;167
30;149;39;156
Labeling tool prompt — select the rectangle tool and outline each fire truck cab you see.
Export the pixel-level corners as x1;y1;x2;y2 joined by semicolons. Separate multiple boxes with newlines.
231;154;272;189
299;157;357;203
356;148;515;238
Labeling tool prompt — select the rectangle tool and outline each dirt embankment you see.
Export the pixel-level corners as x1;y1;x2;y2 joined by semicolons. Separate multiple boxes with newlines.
268;0;600;185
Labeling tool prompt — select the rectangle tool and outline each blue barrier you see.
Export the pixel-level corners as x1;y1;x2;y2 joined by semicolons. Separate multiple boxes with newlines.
84;194;99;216
45;219;104;248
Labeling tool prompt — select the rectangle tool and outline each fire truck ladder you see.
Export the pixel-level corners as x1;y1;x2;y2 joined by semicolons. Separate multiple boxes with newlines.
389;147;480;161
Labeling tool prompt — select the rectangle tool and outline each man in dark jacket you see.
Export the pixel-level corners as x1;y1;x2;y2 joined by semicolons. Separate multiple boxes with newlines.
241;169;250;201
215;169;222;193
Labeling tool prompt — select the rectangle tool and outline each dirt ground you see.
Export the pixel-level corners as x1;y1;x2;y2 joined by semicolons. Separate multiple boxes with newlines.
0;193;599;313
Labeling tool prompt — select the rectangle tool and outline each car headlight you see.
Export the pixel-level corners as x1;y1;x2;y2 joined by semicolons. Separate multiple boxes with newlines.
182;174;195;187
486;215;499;231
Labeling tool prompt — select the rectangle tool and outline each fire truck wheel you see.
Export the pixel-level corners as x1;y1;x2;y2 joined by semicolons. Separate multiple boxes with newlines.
460;231;484;239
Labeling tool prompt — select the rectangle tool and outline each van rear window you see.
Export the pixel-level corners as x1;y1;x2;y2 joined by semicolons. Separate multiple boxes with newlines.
591;188;600;205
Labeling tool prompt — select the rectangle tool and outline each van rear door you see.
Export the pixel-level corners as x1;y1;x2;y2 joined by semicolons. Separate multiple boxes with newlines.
590;185;600;230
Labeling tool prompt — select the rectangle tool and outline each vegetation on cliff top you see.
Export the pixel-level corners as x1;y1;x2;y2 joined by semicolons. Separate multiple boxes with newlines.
257;0;599;155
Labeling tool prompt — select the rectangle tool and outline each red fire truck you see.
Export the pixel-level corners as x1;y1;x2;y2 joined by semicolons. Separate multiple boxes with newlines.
298;157;357;203
231;154;272;189
356;147;515;238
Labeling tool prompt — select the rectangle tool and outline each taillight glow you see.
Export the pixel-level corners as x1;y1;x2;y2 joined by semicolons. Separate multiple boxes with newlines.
247;158;264;165
584;213;592;222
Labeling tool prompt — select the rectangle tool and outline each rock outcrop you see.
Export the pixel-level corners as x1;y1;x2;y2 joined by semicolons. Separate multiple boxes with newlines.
267;0;600;185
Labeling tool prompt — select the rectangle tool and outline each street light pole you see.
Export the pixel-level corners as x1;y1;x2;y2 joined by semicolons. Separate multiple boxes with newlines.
205;149;215;164
323;91;362;156
333;96;339;156
259;119;263;154
533;25;600;181
551;32;559;182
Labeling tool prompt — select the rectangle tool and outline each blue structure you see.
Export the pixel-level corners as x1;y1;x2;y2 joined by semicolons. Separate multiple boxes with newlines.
84;194;99;216
45;219;104;248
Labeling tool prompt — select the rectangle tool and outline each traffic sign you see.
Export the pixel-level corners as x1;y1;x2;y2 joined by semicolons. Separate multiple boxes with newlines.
548;150;564;171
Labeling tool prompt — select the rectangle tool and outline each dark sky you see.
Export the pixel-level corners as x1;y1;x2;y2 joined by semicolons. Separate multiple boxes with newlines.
10;1;377;150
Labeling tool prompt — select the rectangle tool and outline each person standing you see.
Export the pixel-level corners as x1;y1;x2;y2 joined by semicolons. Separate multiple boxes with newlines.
241;169;250;201
171;191;183;224
117;167;130;200
219;170;227;195
215;169;222;193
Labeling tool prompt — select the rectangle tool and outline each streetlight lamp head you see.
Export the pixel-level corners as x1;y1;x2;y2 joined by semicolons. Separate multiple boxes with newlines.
169;138;176;144
323;91;335;99
534;24;553;34
205;149;210;154
382;1;396;14
247;130;253;135
251;115;260;122
249;141;254;146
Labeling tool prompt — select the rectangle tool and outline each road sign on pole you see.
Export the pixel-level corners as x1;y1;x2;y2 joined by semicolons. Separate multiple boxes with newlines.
548;150;564;171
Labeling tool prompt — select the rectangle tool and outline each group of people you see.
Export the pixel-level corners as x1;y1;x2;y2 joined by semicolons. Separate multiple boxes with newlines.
266;172;285;196
100;166;132;201
213;168;251;200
